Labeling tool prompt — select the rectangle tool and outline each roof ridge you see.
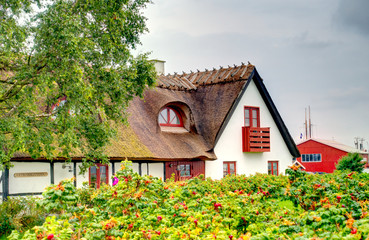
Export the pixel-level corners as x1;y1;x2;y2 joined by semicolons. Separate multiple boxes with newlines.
157;62;254;90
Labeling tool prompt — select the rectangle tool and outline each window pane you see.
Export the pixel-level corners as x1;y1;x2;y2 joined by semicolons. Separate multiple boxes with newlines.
100;166;107;184
159;110;167;124
229;163;235;174
245;119;250;126
90;166;97;174
252;119;257;127
90;175;97;183
168;109;179;124
90;166;97;188
223;163;228;177
252;110;257;118
245;109;250;118
178;164;191;177
245;109;250;126
273;162;278;171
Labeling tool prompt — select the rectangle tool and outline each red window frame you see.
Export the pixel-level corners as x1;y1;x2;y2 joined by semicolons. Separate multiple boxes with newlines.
223;161;236;177
89;164;109;188
158;107;183;127
268;161;278;176
244;106;260;127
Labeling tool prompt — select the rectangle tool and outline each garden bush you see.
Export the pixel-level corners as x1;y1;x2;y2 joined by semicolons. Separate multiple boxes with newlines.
6;162;369;239
336;152;366;173
0;196;46;237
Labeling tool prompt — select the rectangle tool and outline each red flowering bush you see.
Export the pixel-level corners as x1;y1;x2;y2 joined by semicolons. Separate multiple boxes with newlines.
7;161;369;239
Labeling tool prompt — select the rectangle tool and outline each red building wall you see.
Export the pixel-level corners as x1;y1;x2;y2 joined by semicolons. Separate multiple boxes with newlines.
297;140;349;173
165;160;205;180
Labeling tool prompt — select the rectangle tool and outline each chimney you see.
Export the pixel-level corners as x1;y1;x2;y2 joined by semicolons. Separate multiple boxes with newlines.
150;59;166;75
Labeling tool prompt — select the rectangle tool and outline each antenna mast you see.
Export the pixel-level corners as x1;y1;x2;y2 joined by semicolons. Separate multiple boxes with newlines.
305;108;308;140
309;106;312;139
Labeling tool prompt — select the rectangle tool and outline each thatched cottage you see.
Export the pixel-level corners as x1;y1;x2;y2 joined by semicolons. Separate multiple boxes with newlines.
1;62;300;199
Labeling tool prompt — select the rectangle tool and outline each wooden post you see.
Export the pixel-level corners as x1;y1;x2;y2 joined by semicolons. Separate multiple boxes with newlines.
73;162;77;187
50;162;55;185
111;162;115;185
2;168;9;201
138;162;142;176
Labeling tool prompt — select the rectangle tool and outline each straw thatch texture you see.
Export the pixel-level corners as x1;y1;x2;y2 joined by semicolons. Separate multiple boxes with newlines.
10;64;255;161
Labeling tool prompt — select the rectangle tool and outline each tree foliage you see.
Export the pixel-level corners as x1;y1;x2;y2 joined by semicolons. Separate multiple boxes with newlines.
0;0;156;170
336;152;366;173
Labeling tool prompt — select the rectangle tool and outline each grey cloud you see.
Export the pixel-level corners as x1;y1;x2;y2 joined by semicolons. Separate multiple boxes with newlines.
291;32;332;49
334;0;369;35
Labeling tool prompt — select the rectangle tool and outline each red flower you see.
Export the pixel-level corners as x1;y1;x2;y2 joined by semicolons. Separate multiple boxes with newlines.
157;216;162;221
47;234;54;240
128;223;133;230
351;228;357;234
214;203;222;210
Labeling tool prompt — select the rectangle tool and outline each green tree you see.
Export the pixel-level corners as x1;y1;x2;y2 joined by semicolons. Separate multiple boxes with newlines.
336;152;366;173
0;0;156;170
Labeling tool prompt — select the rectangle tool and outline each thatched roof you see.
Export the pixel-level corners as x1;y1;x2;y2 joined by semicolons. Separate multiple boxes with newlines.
125;63;255;160
11;62;300;161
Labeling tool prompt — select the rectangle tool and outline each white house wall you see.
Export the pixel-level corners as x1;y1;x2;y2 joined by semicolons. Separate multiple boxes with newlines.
4;161;165;198
148;163;164;179
206;79;294;179
54;162;74;185
9;162;50;194
76;162;89;188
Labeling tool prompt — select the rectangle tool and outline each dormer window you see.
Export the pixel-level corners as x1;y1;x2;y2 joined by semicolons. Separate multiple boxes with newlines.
51;96;67;120
158;107;183;127
50;96;76;120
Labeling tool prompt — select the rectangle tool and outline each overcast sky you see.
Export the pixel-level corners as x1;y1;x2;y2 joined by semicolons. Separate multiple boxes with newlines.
135;0;369;149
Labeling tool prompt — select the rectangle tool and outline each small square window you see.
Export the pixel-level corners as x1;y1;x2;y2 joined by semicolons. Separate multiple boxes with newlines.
223;162;236;177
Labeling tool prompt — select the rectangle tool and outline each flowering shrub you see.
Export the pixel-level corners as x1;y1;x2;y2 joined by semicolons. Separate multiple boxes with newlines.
7;162;369;239
38;178;79;214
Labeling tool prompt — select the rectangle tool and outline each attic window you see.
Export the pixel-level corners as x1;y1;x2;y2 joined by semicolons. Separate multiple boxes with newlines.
158;107;183;127
51;96;67;120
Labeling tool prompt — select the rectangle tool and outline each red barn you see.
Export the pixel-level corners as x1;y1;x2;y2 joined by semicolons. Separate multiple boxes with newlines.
296;139;368;173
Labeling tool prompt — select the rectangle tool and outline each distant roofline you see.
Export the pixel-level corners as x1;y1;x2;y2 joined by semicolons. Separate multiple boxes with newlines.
297;138;368;154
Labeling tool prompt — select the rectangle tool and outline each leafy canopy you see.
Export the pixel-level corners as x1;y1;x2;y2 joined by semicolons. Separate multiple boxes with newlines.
336;152;366;173
0;0;156;170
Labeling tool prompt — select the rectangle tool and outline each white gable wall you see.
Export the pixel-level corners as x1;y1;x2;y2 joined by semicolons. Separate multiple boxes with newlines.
206;79;294;179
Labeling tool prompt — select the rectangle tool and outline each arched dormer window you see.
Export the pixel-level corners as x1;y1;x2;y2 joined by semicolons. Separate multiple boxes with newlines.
158;107;183;127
